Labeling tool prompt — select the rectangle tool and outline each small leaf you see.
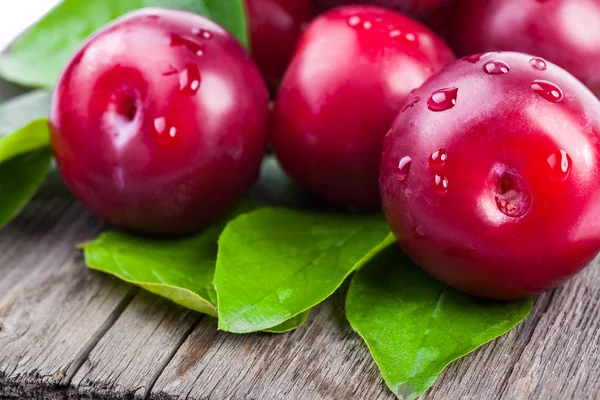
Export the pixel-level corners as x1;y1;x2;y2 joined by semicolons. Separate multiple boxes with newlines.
346;245;533;400
215;208;393;333
0;91;53;229
0;148;52;228
84;221;226;317
0;0;249;89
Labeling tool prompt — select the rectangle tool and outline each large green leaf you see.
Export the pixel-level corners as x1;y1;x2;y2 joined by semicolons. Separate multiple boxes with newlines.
84;223;223;316
84;215;309;332
0;0;249;89
346;246;533;400
0;91;53;229
215;208;394;333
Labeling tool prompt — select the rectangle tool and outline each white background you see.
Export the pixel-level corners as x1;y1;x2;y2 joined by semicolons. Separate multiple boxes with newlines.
0;0;60;51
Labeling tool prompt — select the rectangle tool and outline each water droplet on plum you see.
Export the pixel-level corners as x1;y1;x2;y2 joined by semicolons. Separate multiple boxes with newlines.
402;96;420;112
395;156;412;182
529;57;547;70
433;174;449;195
483;60;510;75
427;88;458;112
153;117;177;147
170;33;205;56
192;28;213;39
179;64;201;95
547;150;572;180
532;80;563;103
429;149;447;170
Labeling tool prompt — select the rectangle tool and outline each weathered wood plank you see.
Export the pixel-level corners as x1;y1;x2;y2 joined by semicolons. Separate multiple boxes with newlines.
70;291;200;400
0;193;136;399
501;257;600;399
1;188;600;400
152;292;394;400
424;257;600;400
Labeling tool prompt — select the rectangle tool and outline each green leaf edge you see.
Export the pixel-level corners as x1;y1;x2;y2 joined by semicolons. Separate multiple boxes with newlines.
215;208;395;334
0;118;50;163
0;148;53;229
346;280;534;400
264;310;309;334
84;249;219;317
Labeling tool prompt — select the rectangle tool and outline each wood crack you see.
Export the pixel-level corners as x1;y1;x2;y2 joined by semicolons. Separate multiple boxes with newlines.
143;314;204;400
64;286;139;386
497;290;558;399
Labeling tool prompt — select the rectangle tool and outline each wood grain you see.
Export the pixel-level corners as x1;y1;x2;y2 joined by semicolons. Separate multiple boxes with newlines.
0;192;136;398
1;188;599;399
70;291;200;400
152;291;394;400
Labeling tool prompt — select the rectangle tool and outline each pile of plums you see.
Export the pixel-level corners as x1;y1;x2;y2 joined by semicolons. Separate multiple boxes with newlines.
49;0;600;299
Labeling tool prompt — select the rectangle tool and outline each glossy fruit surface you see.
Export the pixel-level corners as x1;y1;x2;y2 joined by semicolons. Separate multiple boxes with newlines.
50;8;269;235
272;5;454;208
380;52;600;299
245;0;312;90
444;0;600;95
313;0;453;18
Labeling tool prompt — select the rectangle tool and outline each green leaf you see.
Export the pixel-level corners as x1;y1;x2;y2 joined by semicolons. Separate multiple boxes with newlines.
0;148;52;228
84;221;226;317
215;208;394;333
0;0;249;89
0;91;53;229
346;246;533;400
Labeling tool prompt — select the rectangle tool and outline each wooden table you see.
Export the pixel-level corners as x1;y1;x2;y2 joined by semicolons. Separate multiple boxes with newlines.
0;88;599;400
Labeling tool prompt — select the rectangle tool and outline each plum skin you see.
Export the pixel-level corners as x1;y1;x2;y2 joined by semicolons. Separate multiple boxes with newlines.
272;5;455;208
444;0;600;95
380;52;600;299
245;0;312;90
49;8;269;235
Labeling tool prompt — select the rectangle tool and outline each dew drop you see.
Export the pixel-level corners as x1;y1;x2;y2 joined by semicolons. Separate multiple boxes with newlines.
427;87;458;112
414;225;426;237
532;80;563;103
404;32;416;42
483;60;510;75
153;117;177;147
429;149;447;170
170;33;205;56
433;174;449;196
402;96;421;112
530;57;547;70
389;29;418;44
347;16;372;30
192;28;213;39
395;156;412;182
389;29;401;38
546;150;572;180
348;16;361;27
179;64;201;95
